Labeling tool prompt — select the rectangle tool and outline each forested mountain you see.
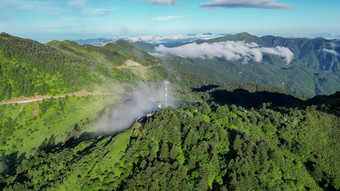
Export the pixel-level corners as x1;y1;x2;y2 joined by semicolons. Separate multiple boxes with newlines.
1;91;339;190
75;38;116;47
0;33;144;100
133;33;340;98
0;33;339;191
0;33;215;101
0;33;300;103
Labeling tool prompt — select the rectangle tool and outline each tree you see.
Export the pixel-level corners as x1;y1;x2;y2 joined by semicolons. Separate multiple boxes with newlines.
159;142;169;161
169;145;179;160
201;102;211;115
216;106;228;119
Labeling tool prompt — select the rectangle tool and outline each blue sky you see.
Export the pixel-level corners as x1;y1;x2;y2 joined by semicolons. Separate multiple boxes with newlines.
0;0;339;42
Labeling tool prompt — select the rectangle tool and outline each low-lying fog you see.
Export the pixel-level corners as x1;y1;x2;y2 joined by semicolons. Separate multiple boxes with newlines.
95;82;177;133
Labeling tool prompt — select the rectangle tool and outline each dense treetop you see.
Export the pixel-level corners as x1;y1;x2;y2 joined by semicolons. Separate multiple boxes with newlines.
1;92;339;190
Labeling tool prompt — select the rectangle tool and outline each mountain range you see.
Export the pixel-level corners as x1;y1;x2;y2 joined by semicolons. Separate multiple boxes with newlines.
74;32;340;98
131;32;340;98
0;32;339;190
74;33;228;47
0;32;301;102
75;33;340;47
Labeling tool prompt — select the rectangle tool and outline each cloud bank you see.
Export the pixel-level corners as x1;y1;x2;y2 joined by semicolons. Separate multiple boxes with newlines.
76;33;227;46
322;48;340;57
200;0;294;9
280;34;316;39
127;33;225;44
155;41;294;64
138;0;175;5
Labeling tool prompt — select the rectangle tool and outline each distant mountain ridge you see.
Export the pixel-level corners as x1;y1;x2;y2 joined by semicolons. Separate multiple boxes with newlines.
135;32;340;98
74;32;340;47
75;38;116;46
74;33;228;47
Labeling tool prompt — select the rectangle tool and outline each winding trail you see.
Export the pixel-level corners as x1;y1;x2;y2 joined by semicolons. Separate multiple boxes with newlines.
0;93;131;105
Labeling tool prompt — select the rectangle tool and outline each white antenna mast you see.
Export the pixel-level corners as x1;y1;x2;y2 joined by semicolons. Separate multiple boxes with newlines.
164;80;169;107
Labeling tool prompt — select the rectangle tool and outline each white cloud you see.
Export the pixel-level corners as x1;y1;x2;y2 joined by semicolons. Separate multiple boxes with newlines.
80;8;110;16
40;7;68;14
322;48;340;57
138;0;175;5
330;42;337;49
259;46;294;63
0;0;37;9
155;41;294;64
200;0;294;9
148;52;166;57
280;34;316;39
127;33;224;44
322;34;340;40
68;0;87;7
152;15;188;22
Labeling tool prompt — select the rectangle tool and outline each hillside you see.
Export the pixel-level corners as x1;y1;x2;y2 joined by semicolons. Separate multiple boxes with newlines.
0;33;303;103
0;33;147;100
1;92;338;190
0;34;339;190
0;33;304;156
0;33;206;101
134;33;340;98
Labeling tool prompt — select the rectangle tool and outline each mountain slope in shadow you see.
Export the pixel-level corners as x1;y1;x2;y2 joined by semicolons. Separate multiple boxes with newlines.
208;88;302;108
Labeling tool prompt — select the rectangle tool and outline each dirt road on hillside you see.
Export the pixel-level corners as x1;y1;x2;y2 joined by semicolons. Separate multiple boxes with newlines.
0;93;129;105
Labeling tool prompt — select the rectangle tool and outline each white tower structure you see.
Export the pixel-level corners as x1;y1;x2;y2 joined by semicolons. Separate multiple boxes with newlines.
164;80;169;107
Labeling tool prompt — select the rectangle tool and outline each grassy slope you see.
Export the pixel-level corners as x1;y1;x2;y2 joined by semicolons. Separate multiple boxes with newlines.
0;33;162;101
0;33;103;100
0;95;119;158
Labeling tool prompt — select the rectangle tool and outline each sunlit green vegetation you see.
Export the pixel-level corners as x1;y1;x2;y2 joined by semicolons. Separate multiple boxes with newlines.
112;99;339;190
0;33;163;100
1;92;339;190
0;95;118;158
0;33;339;190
